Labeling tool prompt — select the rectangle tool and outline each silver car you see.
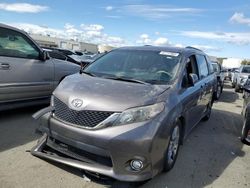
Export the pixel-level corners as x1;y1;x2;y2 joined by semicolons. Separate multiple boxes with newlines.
234;65;250;92
0;24;80;110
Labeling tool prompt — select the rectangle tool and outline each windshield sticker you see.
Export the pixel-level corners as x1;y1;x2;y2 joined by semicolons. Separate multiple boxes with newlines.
159;51;179;57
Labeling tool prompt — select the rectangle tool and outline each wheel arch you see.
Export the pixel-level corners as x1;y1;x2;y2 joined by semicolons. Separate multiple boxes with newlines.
178;116;185;145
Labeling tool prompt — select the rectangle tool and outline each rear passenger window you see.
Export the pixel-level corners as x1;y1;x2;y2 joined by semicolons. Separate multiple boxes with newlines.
196;55;209;79
182;55;199;87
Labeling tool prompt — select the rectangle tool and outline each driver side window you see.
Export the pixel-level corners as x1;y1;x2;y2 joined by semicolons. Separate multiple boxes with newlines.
0;27;39;59
182;55;199;87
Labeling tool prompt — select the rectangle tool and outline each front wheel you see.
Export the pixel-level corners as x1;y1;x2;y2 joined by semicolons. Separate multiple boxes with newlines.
163;121;181;172
202;101;212;121
241;114;250;145
215;82;222;100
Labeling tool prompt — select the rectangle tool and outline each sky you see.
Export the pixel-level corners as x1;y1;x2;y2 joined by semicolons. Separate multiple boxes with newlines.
0;0;250;59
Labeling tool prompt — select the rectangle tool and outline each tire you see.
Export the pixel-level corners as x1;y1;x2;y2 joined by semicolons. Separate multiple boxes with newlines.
235;84;240;92
215;82;222;100
163;121;181;172
202;100;212;121
241;113;250;146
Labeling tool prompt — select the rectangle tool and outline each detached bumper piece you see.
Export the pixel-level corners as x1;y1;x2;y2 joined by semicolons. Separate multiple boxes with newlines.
31;134;114;178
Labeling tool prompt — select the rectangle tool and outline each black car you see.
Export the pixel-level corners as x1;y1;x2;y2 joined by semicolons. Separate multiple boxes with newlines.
242;77;250;145
43;48;68;61
42;47;85;66
211;61;224;100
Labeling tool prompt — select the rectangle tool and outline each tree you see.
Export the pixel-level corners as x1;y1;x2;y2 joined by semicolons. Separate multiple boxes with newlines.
241;59;250;65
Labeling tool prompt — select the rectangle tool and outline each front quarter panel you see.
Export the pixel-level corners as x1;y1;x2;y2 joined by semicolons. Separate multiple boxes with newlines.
53;59;80;85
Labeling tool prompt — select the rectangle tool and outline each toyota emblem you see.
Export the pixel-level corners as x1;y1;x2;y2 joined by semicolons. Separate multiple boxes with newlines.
71;99;83;108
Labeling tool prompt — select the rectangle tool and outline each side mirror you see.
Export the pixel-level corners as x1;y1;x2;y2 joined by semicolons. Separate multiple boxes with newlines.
189;73;199;86
40;51;49;61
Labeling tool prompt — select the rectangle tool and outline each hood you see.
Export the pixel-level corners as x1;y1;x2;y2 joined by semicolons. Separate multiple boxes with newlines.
53;74;169;112
240;73;250;78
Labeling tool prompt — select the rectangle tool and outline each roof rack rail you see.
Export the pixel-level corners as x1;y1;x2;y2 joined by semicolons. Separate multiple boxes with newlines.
185;46;203;51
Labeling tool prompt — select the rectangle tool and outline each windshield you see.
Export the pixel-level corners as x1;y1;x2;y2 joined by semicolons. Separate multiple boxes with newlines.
242;67;250;73
84;50;181;85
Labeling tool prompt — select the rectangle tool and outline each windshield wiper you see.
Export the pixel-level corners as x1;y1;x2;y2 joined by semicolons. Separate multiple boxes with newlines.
81;71;96;77
104;76;150;85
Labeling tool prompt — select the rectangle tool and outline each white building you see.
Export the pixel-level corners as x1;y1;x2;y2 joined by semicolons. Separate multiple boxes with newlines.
98;45;114;53
222;58;242;69
29;34;112;53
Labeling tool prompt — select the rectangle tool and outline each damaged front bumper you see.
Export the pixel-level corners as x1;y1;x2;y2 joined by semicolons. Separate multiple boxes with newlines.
31;133;115;179
30;107;164;182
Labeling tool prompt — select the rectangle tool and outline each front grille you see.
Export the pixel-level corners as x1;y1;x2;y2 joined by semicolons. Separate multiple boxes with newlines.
54;97;114;128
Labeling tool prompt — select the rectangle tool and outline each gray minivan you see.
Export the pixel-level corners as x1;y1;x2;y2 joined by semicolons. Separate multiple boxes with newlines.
32;46;216;182
0;24;80;110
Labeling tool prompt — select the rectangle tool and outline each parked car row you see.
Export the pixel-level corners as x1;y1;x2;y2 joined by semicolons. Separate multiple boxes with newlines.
221;65;250;145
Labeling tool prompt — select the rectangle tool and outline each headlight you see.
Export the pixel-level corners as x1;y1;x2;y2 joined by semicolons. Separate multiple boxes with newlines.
50;95;54;107
114;103;165;126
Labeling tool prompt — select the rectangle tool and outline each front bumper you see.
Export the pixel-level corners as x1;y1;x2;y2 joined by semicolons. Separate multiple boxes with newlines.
31;134;152;181
31;109;169;182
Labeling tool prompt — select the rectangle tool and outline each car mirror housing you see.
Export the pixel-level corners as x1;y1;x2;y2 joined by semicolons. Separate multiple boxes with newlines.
189;73;199;86
40;51;49;61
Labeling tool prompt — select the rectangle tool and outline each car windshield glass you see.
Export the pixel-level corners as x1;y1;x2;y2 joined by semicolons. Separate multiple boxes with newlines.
242;67;250;73
85;49;181;85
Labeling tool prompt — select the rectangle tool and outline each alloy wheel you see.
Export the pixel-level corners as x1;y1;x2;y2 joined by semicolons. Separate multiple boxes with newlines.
216;84;221;99
167;125;180;165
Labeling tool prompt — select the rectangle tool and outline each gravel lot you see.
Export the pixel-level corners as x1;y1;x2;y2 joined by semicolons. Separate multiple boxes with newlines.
0;82;250;188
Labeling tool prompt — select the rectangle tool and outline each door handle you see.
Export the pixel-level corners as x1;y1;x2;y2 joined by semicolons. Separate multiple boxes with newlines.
0;63;10;70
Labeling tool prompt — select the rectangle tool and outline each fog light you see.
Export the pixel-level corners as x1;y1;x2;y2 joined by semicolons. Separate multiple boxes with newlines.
130;160;143;171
